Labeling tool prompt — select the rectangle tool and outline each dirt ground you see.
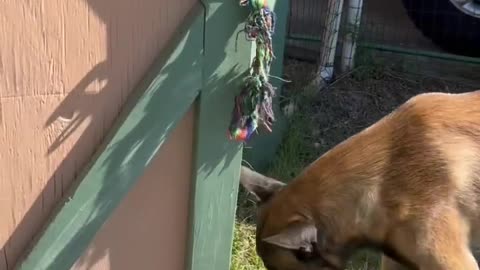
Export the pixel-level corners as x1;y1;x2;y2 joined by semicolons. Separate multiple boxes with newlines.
281;58;477;158
232;57;480;270
237;58;478;222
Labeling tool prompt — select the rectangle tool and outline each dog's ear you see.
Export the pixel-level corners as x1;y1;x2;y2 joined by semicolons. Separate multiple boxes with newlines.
239;166;285;203
262;222;317;251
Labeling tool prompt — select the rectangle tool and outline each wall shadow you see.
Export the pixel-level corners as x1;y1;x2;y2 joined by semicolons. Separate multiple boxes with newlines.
2;0;249;269
52;1;247;269
1;0;193;269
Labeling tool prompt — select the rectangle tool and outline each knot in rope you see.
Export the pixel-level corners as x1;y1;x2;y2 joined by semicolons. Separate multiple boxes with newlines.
228;0;277;142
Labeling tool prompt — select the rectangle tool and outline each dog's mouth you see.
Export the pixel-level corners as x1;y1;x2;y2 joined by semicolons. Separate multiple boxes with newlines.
318;255;344;270
292;245;345;270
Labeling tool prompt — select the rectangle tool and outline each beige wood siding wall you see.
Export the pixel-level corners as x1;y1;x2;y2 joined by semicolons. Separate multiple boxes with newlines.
71;104;196;270
0;0;197;268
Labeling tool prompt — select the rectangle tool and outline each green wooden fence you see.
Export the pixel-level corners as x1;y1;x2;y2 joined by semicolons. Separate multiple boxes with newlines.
17;1;287;269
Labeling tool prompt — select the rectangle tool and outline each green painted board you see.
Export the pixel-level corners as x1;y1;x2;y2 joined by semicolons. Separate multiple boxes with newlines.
18;6;205;270
185;1;253;270
242;0;290;173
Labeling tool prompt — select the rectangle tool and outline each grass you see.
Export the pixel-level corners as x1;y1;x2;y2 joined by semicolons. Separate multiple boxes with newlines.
231;222;264;270
229;45;480;269
231;94;317;270
232;90;378;269
230;61;387;270
231;89;381;269
229;58;477;269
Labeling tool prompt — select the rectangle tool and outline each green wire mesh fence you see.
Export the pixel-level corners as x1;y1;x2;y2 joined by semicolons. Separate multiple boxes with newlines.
285;0;480;85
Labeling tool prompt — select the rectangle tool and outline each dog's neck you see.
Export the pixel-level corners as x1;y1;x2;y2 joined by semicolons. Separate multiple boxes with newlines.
287;122;393;244
298;172;387;241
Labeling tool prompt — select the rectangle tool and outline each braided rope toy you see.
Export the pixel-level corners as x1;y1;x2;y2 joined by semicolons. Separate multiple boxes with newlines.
228;0;277;142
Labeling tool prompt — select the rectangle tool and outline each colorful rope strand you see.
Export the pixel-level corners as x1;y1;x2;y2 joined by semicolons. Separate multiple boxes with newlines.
228;0;277;142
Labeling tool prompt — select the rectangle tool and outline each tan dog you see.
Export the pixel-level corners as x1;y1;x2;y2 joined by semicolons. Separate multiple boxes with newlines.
239;91;480;270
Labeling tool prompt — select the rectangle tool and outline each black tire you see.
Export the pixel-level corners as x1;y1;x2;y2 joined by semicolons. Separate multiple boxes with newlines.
401;0;480;57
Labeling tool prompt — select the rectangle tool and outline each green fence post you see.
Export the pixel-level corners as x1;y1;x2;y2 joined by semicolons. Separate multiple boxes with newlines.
186;1;253;270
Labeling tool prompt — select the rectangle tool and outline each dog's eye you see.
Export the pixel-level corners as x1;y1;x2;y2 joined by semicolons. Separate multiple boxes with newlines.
293;247;314;262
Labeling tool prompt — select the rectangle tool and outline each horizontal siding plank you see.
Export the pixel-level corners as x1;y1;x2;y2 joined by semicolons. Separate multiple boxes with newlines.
17;5;205;270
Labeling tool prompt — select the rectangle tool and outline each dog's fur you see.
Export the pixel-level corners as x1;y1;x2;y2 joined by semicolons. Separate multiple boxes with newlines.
240;91;480;270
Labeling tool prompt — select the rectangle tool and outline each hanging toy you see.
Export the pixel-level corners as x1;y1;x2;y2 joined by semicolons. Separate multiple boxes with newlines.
228;0;277;142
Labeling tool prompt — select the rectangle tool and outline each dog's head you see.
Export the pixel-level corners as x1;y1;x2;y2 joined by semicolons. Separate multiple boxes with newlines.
239;166;348;270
